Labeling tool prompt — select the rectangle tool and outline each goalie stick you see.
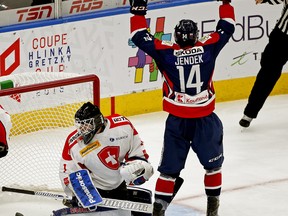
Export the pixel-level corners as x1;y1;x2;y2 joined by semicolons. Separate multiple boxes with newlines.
2;186;153;214
2;186;68;199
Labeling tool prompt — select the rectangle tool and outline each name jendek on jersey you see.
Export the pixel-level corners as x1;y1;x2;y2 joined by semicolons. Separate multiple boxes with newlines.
174;46;204;65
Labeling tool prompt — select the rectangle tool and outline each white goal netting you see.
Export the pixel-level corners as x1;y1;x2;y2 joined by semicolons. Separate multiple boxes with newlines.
0;72;99;192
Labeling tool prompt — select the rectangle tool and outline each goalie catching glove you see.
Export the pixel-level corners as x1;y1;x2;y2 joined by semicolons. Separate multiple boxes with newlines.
120;160;154;185
129;0;148;15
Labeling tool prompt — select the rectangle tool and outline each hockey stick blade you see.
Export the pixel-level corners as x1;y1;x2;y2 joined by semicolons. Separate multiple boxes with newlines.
100;197;152;213
2;186;153;214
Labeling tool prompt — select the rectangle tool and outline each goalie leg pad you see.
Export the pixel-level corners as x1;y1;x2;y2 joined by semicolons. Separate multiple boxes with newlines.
69;169;103;208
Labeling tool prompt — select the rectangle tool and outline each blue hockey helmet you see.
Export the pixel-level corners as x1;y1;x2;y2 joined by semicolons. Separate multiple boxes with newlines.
174;19;199;48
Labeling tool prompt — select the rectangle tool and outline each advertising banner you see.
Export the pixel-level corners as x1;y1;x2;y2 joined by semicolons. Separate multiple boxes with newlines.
0;0;286;98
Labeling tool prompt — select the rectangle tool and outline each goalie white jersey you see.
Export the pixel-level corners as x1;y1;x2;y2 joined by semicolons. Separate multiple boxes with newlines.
59;114;149;195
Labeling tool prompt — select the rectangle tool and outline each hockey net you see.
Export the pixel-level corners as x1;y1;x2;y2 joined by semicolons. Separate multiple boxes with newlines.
0;72;100;193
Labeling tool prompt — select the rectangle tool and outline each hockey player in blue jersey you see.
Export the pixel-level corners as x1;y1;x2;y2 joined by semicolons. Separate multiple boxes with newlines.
129;0;235;215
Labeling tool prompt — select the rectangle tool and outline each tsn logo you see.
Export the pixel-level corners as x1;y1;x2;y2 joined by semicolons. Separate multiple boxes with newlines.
69;0;103;14
17;5;52;22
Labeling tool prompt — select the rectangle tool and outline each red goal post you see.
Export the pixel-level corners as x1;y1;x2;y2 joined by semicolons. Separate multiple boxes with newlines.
0;74;100;105
0;73;100;193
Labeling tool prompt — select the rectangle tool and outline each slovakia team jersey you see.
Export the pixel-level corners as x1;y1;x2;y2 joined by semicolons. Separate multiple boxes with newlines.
0;105;12;147
59;114;149;194
130;4;235;118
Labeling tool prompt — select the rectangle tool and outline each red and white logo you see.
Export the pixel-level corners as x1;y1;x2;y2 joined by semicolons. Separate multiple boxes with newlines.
17;5;53;22
0;38;20;76
97;146;120;170
69;0;103;14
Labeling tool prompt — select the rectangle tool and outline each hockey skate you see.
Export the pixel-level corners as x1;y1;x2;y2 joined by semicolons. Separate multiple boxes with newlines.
207;196;219;216
239;115;253;128
153;202;165;216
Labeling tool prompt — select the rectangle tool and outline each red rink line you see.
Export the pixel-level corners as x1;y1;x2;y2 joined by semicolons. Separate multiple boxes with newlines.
173;177;288;203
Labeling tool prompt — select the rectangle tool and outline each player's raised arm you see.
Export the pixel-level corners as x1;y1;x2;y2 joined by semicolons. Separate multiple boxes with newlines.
130;0;148;34
219;0;235;22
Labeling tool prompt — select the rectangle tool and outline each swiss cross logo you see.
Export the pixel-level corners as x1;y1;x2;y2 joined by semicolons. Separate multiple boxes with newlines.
69;0;103;14
17;5;53;22
98;146;120;170
0;38;20;76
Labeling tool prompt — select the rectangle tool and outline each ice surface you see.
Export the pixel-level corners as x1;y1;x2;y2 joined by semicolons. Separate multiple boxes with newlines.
1;95;288;216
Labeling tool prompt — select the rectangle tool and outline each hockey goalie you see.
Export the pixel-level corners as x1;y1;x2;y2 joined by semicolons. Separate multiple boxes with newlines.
56;102;154;216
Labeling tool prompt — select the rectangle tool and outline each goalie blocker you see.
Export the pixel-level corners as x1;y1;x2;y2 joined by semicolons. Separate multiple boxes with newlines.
69;169;103;209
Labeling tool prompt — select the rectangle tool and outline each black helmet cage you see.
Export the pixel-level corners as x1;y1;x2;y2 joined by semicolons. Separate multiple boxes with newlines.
74;102;105;144
174;19;199;48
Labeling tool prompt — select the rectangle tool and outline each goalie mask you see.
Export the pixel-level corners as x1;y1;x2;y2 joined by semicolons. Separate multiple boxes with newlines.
174;19;198;48
75;102;105;144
